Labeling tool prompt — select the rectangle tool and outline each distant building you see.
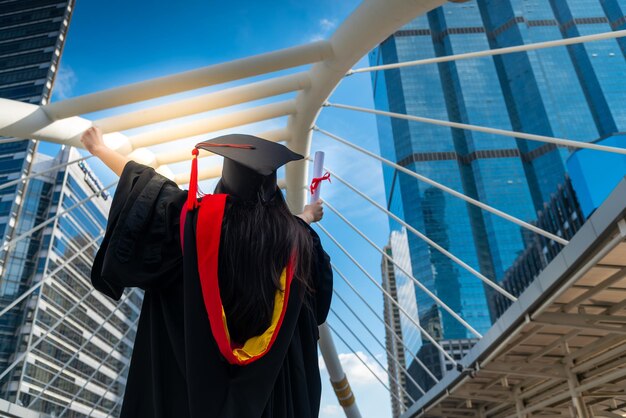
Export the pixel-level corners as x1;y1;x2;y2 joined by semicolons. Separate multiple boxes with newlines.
370;0;626;409
407;338;478;402
493;176;586;318
0;0;72;104
1;147;139;417
494;134;626;318
381;227;424;414
0;0;76;370
0;2;140;416
381;244;408;417
370;0;626;346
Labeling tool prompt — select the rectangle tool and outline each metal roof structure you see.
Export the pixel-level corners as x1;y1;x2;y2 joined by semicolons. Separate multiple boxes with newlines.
405;179;626;418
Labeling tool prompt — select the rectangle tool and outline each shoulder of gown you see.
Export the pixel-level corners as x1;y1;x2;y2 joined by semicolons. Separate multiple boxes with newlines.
91;160;187;300
294;216;333;325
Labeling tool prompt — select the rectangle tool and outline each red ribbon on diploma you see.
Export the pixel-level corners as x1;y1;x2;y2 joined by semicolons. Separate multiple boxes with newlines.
310;172;331;195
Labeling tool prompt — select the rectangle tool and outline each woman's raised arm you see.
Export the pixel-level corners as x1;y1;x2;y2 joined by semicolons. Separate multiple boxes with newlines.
80;126;130;177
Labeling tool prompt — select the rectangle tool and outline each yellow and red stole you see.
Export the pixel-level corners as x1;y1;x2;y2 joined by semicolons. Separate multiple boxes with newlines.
182;194;294;365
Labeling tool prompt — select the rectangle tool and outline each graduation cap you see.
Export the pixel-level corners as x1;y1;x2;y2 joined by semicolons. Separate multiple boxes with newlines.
187;134;304;209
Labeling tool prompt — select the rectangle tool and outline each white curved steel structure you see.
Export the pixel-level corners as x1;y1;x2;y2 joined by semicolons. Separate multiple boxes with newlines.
0;0;447;210
283;0;445;211
2;0;626;417
0;1;451;416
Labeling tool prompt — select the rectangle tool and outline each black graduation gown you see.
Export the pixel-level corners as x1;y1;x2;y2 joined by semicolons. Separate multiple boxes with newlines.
91;160;333;418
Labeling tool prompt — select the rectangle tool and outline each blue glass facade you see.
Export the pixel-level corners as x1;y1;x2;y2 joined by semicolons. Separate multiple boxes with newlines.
3;148;138;417
493;176;586;319
370;0;626;351
567;133;626;217
0;0;73;236
0;2;140;415
0;0;75;377
0;0;74;372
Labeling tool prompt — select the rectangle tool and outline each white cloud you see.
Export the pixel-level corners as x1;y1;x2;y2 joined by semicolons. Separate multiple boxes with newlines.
340;351;387;383
318;352;392;418
52;64;77;100
308;18;338;42
319;18;337;31
321;404;343;416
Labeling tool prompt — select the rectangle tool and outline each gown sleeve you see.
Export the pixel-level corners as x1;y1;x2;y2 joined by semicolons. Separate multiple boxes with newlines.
296;217;333;325
91;160;187;300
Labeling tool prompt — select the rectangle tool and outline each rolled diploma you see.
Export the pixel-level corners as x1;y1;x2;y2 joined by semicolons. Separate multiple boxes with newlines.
310;151;325;204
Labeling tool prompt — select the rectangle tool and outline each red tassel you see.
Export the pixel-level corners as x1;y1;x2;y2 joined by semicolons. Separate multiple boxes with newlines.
187;148;200;210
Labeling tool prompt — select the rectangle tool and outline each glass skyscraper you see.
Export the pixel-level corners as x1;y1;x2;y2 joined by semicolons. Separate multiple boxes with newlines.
0;0;75;243
0;1;141;416
3;147;139;417
492;175;586;319
0;0;76;384
567;133;626;218
370;0;626;396
381;235;412;417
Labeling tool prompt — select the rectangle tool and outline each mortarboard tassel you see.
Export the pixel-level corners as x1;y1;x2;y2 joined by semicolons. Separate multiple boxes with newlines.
187;148;200;210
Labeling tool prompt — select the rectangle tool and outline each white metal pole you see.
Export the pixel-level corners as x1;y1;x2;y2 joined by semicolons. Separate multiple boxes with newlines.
151;128;291;168
326;323;405;407
349;29;626;74
319;225;458;365
311;151;361;418
174;164;223;185
332;291;427;395
324;103;626;157
319;324;362;418
322;198;488;334
323;167;515;302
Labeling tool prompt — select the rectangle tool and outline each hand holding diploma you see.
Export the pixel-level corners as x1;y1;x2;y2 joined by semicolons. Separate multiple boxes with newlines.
296;151;329;224
299;200;324;224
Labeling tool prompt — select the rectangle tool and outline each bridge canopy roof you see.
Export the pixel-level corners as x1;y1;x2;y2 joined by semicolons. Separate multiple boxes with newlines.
404;178;626;418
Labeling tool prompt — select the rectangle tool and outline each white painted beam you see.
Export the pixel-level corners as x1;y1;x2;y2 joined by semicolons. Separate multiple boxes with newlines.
94;72;310;133
128;100;296;149
42;41;332;120
0;99;130;153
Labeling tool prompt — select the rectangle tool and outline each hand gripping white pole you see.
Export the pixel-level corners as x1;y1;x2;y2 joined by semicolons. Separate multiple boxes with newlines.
312;151;362;418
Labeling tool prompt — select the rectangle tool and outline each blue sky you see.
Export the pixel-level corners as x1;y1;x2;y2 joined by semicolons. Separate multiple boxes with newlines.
44;1;399;416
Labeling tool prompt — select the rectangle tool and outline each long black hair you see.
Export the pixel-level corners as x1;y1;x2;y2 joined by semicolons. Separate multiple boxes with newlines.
215;188;314;344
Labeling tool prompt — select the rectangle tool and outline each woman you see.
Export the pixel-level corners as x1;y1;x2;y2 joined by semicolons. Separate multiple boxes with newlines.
81;127;332;418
